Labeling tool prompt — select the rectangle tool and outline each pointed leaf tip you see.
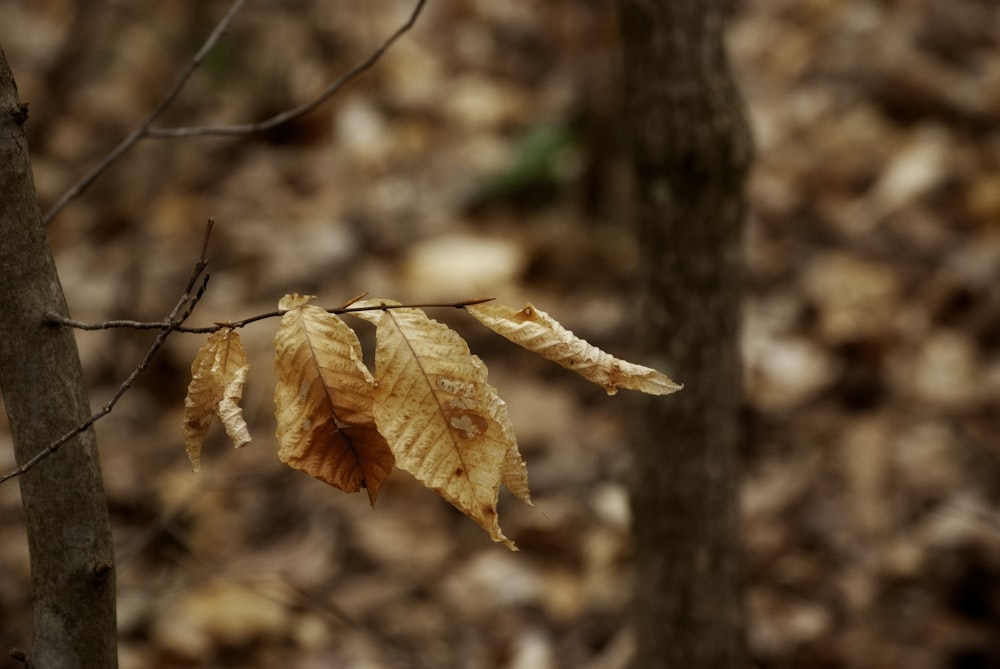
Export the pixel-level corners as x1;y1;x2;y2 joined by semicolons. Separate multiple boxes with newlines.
466;302;682;396
362;301;529;548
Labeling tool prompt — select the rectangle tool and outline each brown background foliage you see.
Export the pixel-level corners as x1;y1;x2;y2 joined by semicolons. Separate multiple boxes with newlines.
2;0;1000;667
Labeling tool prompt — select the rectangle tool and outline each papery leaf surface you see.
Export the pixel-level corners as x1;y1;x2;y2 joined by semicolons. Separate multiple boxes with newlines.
183;328;251;471
470;354;531;506
273;294;393;506
353;300;529;549
466;302;683;396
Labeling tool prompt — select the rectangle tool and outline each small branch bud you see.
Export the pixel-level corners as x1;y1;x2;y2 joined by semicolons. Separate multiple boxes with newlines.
92;559;114;581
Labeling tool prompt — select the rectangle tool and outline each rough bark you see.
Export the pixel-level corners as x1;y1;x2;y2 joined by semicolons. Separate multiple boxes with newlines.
618;1;752;667
0;47;117;668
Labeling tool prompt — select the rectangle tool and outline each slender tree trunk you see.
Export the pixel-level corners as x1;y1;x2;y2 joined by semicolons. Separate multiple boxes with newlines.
618;1;752;667
0;47;117;668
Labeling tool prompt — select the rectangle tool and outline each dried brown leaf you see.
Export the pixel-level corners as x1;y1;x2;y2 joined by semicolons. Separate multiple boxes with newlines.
354;300;529;549
183;328;251;471
466;302;683;396
273;294;393;506
472;355;531;506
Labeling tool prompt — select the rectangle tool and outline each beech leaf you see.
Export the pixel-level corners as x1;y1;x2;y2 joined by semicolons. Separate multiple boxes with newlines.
472;355;531;507
183;328;251;471
353;300;530;550
466;302;683;396
273;294;393;506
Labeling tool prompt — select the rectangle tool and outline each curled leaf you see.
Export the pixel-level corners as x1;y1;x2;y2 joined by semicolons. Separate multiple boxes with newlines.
354;300;530;549
274;294;393;506
183;328;251;471
466;302;682;396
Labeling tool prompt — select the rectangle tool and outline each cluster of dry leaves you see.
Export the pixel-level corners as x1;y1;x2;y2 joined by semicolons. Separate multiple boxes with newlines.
184;295;678;549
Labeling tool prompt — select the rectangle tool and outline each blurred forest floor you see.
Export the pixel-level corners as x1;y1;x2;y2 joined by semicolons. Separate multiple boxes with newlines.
2;1;1000;668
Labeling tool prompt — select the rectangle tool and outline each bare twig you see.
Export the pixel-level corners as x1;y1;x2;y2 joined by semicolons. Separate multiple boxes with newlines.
338;296;496;314
146;0;428;138
43;0;427;226
42;0;249;225
0;221;215;484
42;316;201;331
45;296;497;335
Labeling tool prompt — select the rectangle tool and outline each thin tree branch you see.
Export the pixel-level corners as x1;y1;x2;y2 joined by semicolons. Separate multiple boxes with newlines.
42;0;249;226
43;0;427;226
337;296;495;314
0;221;216;484
44;297;497;335
146;0;428;138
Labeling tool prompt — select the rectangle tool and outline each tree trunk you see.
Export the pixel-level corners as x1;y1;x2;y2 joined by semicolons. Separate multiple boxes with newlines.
618;1;752;668
0;47;117;668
